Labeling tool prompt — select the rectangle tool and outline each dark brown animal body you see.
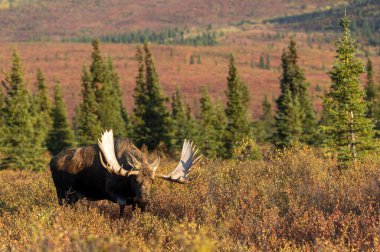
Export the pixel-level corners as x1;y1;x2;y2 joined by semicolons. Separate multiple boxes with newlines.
50;139;152;215
50;130;202;216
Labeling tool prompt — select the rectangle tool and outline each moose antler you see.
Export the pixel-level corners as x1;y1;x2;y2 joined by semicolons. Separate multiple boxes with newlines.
156;140;202;183
98;130;139;176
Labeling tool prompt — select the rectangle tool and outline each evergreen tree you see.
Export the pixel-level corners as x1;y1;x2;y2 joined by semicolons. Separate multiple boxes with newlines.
365;58;380;135
122;107;132;138
365;58;376;119
97;57;127;137
274;38;317;147
254;95;275;143
259;54;265;69
224;55;251;158
133;43;173;151
132;46;148;146
197;87;219;158
322;16;376;165
90;39;106;96
0;87;6;150
288;38;317;144
75;66;103;145
87;41;127;136
33;68;52;147
190;55;195;65
47;83;76;155
2;50;46;170
274;88;302;148
185;104;198;142
214;98;227;157
171;87;191;151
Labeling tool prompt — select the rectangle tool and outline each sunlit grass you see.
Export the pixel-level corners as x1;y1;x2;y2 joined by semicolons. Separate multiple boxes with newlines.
1;145;380;250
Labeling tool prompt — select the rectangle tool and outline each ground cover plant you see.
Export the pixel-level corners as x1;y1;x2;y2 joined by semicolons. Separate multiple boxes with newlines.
1;145;380;251
1;1;380;250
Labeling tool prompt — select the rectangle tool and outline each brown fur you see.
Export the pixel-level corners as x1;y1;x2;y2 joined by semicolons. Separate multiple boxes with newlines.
53;146;98;174
115;138;148;165
50;138;156;215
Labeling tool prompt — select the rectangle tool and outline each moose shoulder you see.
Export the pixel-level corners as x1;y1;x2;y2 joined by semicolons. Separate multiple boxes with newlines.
50;130;202;216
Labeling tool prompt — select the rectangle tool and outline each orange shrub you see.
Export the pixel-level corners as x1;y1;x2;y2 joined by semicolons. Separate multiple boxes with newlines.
0;145;379;250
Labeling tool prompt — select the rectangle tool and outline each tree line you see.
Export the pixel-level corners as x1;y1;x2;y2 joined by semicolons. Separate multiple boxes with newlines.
0;16;378;170
63;28;218;46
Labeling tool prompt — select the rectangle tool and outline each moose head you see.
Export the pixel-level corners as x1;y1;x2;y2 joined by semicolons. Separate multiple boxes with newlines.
97;130;202;210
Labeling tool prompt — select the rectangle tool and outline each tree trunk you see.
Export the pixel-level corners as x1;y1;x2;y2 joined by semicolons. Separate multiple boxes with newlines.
349;110;357;162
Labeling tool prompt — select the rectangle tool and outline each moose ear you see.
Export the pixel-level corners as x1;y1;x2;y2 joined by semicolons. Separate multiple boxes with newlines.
150;157;160;173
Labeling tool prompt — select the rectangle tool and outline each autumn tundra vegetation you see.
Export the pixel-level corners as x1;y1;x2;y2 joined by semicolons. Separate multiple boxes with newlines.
1;10;380;250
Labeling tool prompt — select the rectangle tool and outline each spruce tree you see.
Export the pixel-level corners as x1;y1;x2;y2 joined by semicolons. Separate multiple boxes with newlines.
132;46;148;146
2;50;46;170
288;38;317;144
322;16;376;165
274;38;317;147
365;58;376;119
0;87;6;150
171;87;191;151
259;54;265;69
90;39;106;96
122;107;132;138
75;66;103;145
183;103;198;144
33;68;52;147
224;55;251;158
133;43;173;151
47;83;76;155
144;43;173;151
254;95;275;143
87;41;127;136
97;57;127;137
214;98;227;157
274;88;302;148
365;58;380;135
197;87;219;158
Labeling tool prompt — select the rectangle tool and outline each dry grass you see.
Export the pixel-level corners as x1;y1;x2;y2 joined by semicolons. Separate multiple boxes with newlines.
1;145;380;251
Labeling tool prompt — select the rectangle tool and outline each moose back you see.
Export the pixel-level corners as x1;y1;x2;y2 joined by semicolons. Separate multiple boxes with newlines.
50;130;202;216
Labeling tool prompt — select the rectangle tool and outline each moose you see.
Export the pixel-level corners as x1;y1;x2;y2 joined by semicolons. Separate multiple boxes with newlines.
50;130;202;216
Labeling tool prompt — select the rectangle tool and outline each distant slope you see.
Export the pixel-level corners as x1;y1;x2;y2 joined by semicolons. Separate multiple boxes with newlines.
268;0;380;45
0;0;40;9
0;0;337;42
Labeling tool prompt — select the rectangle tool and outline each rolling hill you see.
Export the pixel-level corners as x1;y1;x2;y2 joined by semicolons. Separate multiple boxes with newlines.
267;0;380;45
0;0;340;42
0;0;378;121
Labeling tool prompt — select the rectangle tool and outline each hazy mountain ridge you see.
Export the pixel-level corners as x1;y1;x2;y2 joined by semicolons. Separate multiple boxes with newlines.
0;0;338;42
268;0;380;45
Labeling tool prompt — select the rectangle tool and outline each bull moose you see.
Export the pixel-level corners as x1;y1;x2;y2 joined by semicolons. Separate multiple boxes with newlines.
50;130;202;216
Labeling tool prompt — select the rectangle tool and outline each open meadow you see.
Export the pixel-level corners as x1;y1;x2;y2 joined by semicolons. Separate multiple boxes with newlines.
0;27;347;118
1;0;380;251
1;145;380;251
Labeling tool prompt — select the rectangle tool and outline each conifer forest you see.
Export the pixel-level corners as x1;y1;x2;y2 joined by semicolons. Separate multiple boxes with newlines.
1;0;380;250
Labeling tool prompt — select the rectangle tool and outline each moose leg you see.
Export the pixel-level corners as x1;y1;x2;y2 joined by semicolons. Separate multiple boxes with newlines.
118;199;127;217
107;192;127;217
66;190;80;205
119;204;126;217
55;188;65;206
